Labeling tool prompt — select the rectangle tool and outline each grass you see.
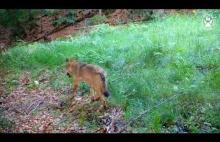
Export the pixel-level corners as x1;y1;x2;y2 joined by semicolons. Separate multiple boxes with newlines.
0;13;220;133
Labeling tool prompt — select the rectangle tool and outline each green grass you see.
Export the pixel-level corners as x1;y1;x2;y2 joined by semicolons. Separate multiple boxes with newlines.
1;13;220;133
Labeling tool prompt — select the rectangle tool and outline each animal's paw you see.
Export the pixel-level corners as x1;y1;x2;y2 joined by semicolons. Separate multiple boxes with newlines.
60;102;66;107
90;97;95;103
103;105;109;110
69;96;74;100
94;97;100;101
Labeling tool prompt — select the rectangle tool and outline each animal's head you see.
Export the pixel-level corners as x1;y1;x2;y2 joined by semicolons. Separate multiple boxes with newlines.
66;58;77;78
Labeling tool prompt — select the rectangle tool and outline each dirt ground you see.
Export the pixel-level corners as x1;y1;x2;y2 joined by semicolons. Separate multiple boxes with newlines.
0;70;132;133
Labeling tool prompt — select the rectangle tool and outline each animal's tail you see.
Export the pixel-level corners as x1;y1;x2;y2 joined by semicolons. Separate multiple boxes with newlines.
99;73;110;97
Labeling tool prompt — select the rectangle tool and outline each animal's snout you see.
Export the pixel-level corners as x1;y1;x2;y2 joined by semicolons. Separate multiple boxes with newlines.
67;72;71;78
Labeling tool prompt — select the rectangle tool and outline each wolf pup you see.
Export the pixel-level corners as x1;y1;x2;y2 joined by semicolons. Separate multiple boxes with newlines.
65;58;109;109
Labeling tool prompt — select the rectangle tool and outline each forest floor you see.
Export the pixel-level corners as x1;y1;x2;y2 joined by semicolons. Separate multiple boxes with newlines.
0;71;130;133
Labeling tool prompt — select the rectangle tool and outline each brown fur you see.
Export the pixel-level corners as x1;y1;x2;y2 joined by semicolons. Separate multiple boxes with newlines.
66;58;109;109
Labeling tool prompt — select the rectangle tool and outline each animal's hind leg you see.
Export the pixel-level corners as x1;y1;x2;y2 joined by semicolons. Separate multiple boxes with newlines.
94;86;107;109
90;86;95;102
91;87;101;102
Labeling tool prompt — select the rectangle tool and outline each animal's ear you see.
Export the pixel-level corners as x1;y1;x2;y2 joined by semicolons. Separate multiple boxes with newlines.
71;58;76;62
66;58;69;62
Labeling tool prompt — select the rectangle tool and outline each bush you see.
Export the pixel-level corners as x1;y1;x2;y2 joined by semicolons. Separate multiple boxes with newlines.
129;9;154;21
0;9;40;28
0;9;41;40
53;10;76;25
88;15;109;25
41;9;60;16
197;9;220;18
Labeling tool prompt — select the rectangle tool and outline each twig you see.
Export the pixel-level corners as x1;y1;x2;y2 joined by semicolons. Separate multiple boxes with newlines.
106;108;121;133
26;99;41;114
92;126;106;133
92;127;102;133
28;99;44;115
44;122;52;133
117;93;183;133
26;102;35;113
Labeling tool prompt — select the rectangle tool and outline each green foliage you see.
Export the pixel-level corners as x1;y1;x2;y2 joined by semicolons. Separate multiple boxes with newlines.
0;9;42;40
0;118;13;129
41;9;60;16
129;9;154;21
153;111;162;132
0;9;40;27
79;109;87;126
197;9;220;18
53;10;76;25
0;9;76;40
88;15;109;25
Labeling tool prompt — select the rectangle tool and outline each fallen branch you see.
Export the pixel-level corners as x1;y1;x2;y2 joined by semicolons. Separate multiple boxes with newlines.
28;99;44;115
32;10;97;42
117;93;183;133
32;23;69;42
31;11;150;43
26;99;41;114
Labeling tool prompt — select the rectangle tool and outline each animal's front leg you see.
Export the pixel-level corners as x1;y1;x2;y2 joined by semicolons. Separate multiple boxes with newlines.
69;79;79;100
